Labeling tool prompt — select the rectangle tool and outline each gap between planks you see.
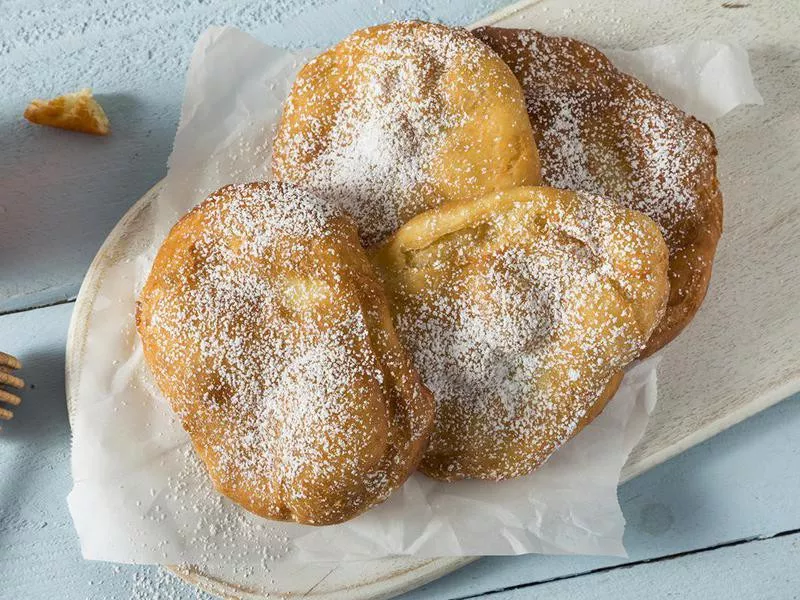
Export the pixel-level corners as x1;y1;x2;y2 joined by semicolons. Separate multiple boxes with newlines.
448;526;800;600
7;286;799;595
0;296;76;318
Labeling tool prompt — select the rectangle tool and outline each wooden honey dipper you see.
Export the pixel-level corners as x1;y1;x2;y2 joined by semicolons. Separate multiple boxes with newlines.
0;352;24;420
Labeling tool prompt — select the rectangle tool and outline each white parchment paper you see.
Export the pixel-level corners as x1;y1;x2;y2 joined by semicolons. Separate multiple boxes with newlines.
68;26;761;572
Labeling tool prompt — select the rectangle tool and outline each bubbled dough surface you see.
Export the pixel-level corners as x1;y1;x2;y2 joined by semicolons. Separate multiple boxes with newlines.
372;186;669;480
136;182;434;525
273;21;541;247
473;27;723;356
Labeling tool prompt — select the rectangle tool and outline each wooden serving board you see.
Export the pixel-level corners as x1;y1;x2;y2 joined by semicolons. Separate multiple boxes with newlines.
66;0;800;598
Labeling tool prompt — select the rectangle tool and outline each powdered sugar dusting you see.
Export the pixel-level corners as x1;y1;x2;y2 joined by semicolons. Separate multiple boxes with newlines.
474;28;717;248
381;189;665;479
138;181;431;524
274;21;530;246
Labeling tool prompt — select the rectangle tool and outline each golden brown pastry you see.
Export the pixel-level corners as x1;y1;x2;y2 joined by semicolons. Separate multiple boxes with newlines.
273;21;541;246
24;88;110;135
136;182;434;525
372;186;669;481
473;27;722;356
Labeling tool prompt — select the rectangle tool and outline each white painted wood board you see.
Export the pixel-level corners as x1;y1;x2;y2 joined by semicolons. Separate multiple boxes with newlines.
64;0;800;598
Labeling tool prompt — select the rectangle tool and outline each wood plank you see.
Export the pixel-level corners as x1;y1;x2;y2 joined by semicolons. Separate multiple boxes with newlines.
3;303;797;599
474;532;800;600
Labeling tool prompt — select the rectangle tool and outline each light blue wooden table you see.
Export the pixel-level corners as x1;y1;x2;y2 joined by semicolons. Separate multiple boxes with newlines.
1;1;799;598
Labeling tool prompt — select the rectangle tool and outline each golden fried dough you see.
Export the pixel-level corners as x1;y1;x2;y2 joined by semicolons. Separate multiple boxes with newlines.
24;88;109;135
372;186;669;480
273;21;541;246
473;27;722;355
137;182;434;525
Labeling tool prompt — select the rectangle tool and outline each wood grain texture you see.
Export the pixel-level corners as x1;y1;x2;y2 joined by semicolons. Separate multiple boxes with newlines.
477;532;800;600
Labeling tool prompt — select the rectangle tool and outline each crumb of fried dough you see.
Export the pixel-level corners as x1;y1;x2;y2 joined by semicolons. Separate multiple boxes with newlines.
24;88;110;135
